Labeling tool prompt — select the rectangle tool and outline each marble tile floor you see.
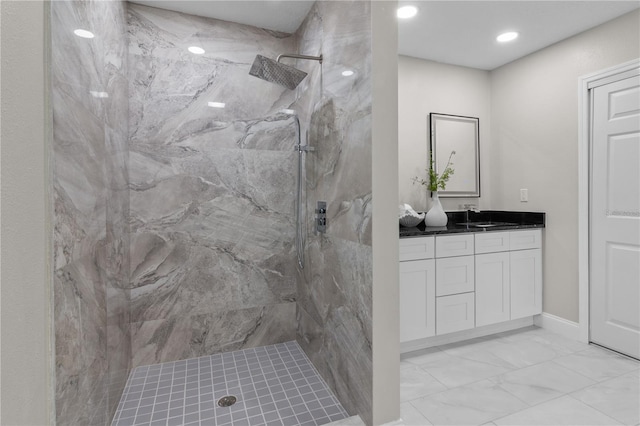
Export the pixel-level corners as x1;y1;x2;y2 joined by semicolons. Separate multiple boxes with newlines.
111;341;348;426
328;326;640;426
395;326;639;425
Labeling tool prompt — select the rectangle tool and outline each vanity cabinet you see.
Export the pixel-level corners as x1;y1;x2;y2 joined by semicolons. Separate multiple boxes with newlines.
400;229;543;348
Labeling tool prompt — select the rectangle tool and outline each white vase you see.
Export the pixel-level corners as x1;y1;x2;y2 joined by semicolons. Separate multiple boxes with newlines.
425;191;448;227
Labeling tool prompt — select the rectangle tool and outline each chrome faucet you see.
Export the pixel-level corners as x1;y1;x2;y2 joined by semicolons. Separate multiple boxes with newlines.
462;204;480;223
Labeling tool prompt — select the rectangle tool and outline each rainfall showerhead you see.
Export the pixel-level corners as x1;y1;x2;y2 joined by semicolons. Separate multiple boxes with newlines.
249;53;322;90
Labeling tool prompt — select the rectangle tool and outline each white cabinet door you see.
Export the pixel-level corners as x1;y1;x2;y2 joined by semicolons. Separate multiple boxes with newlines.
436;255;475;296
400;259;436;343
437;292;475;335
476;252;510;327
511;249;542;319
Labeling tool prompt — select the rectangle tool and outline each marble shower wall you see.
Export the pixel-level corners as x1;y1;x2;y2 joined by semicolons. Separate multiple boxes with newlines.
127;4;301;367
293;2;374;425
51;1;130;425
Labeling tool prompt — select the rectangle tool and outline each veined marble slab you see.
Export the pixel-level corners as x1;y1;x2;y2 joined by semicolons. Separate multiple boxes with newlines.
52;1;131;424
293;1;374;424
128;4;300;366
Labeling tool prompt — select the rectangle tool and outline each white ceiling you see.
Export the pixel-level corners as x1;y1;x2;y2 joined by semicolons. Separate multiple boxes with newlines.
129;1;314;34
129;0;640;70
399;1;640;70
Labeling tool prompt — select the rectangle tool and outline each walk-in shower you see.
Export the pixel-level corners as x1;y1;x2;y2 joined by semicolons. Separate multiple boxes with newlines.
51;0;368;423
249;53;323;269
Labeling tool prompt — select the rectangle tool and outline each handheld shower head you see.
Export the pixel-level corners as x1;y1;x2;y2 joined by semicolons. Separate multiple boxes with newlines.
249;53;322;90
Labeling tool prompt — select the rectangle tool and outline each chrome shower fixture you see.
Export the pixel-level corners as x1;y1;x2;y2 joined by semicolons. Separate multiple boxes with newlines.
249;53;323;90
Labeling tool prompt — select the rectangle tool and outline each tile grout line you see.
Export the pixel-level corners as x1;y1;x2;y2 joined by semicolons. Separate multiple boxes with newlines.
488;391;621;426
410;336;595;393
407;354;590;407
112;341;349;426
404;330;639;426
565;392;629;425
273;342;304;424
135;365;152;425
553;361;629;385
284;342;334;424
149;363;164;425
287;342;349;420
269;343;294;425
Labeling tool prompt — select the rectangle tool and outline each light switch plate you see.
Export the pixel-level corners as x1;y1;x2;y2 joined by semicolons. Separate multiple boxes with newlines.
520;188;528;202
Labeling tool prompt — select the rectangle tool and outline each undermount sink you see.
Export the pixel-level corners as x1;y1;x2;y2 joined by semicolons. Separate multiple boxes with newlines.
456;221;518;228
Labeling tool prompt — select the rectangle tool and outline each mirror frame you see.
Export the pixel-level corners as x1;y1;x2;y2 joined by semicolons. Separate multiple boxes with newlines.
429;112;480;198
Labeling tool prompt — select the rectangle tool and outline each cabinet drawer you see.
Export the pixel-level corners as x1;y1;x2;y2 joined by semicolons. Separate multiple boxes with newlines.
475;231;510;254
400;236;435;261
436;234;474;258
510;230;542;251
436;255;475;296
436;292;475;335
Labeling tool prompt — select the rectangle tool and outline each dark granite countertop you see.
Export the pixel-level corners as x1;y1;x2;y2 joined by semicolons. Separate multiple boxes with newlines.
400;210;545;238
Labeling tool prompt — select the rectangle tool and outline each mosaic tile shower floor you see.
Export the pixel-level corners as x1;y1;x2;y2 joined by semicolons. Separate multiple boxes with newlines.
111;341;349;426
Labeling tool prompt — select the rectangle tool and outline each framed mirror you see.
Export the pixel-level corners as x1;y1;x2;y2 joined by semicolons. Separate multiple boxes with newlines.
429;113;480;197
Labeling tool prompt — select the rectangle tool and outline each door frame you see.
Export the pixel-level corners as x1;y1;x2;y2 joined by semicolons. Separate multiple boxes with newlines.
577;58;640;343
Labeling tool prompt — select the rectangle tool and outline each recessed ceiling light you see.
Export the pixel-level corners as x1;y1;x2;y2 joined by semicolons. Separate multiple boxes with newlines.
397;6;418;19
207;101;225;108
341;70;355;77
497;32;519;43
188;46;205;55
74;29;95;39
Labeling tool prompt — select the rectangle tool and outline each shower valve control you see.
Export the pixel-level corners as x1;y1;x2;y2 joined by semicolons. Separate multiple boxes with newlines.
316;201;327;234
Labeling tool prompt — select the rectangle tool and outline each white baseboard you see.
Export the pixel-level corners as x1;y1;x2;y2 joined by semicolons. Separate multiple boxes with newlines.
534;312;580;341
400;317;534;354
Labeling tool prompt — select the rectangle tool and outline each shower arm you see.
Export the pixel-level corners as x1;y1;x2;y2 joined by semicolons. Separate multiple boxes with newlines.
277;53;323;64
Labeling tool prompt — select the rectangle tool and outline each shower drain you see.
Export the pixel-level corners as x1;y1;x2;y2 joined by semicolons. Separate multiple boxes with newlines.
217;395;237;407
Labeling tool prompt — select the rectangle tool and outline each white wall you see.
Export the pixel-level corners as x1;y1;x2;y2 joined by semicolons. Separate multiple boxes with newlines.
398;56;491;212
372;3;399;424
491;9;640;322
0;1;53;424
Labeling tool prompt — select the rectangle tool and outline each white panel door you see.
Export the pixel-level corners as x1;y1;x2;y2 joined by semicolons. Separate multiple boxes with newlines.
476;252;510;327
400;259;436;343
510;249;542;319
590;75;640;359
